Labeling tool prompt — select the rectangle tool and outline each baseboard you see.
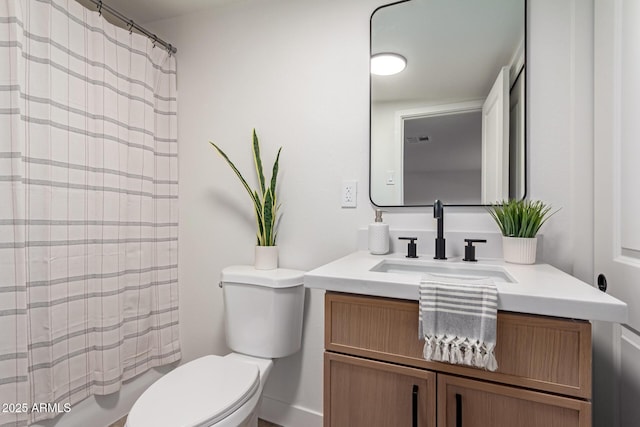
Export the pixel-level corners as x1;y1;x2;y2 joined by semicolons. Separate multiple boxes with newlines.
258;396;322;427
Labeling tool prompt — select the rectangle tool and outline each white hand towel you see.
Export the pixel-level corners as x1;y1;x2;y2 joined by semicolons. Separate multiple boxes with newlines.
419;276;498;371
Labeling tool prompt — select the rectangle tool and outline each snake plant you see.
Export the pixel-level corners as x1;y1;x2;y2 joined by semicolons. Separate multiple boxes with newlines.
487;199;557;238
209;129;281;246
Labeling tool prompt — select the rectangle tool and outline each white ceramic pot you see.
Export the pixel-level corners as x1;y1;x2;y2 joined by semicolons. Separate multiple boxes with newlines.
502;236;537;264
255;245;278;270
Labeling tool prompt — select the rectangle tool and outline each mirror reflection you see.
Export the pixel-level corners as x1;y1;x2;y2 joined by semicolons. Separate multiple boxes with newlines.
370;0;526;206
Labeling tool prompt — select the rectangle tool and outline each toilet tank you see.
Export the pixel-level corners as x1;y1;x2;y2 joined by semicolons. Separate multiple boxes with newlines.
221;265;305;358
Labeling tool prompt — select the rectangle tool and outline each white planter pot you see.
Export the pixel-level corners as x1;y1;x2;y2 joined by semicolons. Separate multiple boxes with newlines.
255;245;278;270
502;236;537;264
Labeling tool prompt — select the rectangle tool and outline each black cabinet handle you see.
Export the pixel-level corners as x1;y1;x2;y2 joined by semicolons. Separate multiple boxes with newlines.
455;393;462;427
412;385;419;427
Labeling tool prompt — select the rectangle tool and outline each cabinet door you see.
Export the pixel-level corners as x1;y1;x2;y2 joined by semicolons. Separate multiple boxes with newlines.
325;352;436;427
437;374;591;427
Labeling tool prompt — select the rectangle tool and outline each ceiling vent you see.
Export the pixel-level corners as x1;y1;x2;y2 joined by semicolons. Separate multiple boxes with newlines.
405;136;430;144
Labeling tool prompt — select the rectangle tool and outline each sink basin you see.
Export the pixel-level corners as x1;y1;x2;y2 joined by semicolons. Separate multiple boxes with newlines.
370;259;516;283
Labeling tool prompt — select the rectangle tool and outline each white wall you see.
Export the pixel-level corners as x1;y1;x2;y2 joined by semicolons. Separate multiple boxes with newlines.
39;1;595;426
527;0;594;279
153;0;384;424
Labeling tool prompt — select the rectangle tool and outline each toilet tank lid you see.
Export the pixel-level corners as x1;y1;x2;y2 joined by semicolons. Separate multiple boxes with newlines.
221;265;305;288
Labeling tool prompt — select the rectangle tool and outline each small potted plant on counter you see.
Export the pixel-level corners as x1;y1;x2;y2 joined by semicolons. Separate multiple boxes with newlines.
210;129;282;270
487;199;557;264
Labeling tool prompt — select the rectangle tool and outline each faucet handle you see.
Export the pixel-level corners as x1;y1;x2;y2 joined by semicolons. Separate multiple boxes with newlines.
462;239;487;262
398;237;418;259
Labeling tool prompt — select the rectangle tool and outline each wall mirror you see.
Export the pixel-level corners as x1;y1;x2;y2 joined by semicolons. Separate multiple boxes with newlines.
370;0;526;207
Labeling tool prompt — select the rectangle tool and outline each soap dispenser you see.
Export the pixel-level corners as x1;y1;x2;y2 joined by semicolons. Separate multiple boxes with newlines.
368;209;389;255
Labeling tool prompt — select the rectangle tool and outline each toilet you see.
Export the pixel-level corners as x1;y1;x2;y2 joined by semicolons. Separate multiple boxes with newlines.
125;265;305;427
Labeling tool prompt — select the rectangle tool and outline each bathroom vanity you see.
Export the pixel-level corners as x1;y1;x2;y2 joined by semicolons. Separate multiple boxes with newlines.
305;251;627;427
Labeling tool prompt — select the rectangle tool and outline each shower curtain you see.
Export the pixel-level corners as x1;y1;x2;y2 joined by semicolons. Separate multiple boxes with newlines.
0;0;180;424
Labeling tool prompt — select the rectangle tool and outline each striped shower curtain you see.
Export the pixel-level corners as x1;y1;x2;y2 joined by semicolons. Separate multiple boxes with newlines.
0;0;180;424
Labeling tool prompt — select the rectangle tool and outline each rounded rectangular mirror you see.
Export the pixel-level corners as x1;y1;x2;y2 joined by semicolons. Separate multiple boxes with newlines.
370;0;526;207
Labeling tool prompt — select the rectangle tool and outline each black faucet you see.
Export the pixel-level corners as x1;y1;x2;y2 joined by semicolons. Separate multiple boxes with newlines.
433;200;446;260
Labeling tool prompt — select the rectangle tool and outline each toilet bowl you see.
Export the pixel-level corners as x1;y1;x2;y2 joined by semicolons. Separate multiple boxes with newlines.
125;353;272;427
125;266;305;427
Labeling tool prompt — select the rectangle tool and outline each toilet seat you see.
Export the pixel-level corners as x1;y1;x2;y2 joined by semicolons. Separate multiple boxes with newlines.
126;355;260;427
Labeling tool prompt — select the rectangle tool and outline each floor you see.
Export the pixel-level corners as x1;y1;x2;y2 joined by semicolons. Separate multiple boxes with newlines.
109;416;281;427
109;418;126;427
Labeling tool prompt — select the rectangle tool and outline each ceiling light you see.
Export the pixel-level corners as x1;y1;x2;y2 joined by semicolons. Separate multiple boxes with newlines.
371;53;407;76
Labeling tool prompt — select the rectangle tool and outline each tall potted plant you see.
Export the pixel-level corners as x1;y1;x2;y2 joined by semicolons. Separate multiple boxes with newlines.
487;199;557;264
210;129;282;270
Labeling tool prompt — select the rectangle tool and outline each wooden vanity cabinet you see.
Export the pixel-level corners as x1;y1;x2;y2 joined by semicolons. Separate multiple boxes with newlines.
325;352;436;427
438;374;591;427
324;292;592;427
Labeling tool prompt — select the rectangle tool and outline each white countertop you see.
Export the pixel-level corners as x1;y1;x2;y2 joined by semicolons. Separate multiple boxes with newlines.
304;251;628;323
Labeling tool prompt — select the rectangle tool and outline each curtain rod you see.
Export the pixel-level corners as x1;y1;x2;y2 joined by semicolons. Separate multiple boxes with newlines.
86;0;177;55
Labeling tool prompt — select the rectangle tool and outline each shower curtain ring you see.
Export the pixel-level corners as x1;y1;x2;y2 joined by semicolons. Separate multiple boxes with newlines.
97;0;102;16
127;20;134;34
152;34;158;48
